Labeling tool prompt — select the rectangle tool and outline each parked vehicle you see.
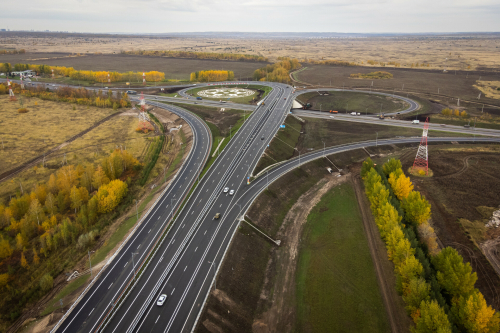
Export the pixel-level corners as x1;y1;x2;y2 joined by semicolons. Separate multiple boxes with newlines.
464;124;470;128
302;103;312;109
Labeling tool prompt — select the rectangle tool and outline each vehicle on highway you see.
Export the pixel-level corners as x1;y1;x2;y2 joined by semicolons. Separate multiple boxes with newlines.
284;97;286;100
214;213;221;220
105;87;108;89
196;97;203;100
464;124;471;128
329;110;338;113
261;136;265;140
412;120;420;124
223;187;229;193
229;190;235;196
157;294;167;306
330;116;335;118
126;90;137;95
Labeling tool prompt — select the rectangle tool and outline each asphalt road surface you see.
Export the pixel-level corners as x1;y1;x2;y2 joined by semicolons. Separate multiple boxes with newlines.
292;110;500;137
97;83;292;333
52;103;212;333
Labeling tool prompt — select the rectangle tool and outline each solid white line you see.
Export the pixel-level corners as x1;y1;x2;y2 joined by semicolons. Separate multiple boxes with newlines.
156;315;161;324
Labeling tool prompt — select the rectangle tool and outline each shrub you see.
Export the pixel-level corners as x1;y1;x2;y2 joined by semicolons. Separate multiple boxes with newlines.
18;108;28;113
39;274;53;292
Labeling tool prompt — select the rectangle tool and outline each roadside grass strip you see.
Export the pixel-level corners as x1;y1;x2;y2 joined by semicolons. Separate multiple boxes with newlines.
296;182;390;333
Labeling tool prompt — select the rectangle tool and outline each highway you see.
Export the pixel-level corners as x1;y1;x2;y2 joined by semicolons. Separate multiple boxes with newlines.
9;78;493;333
97;83;292;333
291;109;500;137
52;103;212;333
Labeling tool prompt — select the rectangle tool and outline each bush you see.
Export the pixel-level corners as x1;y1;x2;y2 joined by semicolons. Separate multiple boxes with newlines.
18;108;28;113
39;274;53;292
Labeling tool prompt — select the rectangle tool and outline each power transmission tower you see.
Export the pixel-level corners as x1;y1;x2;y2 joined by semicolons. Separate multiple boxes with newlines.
8;80;16;101
412;118;429;175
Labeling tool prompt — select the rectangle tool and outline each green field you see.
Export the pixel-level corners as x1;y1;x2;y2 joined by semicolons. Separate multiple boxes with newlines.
296;91;408;114
296;182;390;333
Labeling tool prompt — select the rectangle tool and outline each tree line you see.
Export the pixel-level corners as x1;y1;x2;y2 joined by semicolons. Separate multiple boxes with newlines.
0;82;131;110
0;149;141;322
121;50;268;62
0;49;26;55
441;108;468;118
361;157;499;333
190;70;235;82
0;63;165;83
252;57;301;84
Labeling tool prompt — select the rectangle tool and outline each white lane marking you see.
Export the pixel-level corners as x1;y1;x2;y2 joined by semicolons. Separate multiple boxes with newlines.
155;315;160;324
171;288;175;295
204;230;207;235
172;239;175;244
108;283;113;290
184;266;187;271
195;247;198;252
124;262;128;267
182;224;185;229
137;245;140;249
157;216;160;220
220;204;222;207
89;308;94;316
191;211;194;215
148;229;151;233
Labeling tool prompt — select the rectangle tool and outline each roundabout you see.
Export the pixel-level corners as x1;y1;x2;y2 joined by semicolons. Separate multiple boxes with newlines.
197;88;256;99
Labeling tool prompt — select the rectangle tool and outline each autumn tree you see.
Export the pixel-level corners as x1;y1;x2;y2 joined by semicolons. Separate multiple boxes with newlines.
92;165;110;190
88;196;98;225
389;171;414;200
47;174;58;194
361;157;374;179
454;290;500;333
0;273;8;289
39;273;53;292
45;192;57;216
16;233;25;250
96;179;128;214
413;300;452;333
403;191;431;225
368;182;390;215
0;235;13;259
28;198;44;225
70;186;82;213
417;222;440;255
20;252;29;269
403;277;430;319
375;201;402;239
383;158;402;176
33;247;40;265
432;247;477;298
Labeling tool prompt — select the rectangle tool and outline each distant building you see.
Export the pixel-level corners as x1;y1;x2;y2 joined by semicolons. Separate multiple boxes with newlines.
0;29;6;32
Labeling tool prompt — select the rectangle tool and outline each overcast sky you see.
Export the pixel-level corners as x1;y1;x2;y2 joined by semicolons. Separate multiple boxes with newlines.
1;0;499;33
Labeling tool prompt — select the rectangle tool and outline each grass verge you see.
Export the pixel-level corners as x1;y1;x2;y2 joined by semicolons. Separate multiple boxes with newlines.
296;182;390;332
41;275;90;316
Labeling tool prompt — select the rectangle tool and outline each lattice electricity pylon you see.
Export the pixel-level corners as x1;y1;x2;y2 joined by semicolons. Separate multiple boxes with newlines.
8;80;16;101
20;75;24;89
138;92;150;122
412;117;430;175
142;72;146;85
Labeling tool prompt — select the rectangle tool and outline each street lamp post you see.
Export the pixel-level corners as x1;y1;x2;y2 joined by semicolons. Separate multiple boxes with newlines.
88;250;95;278
135;200;138;221
131;252;138;280
376;132;378;147
322;141;325;158
266;170;269;190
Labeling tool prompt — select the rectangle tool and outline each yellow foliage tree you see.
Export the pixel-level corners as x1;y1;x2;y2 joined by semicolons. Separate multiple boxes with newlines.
389;171;414;200
456;290;500;333
33;247;40;265
0;236;13;259
20;252;29;269
96;179;128;214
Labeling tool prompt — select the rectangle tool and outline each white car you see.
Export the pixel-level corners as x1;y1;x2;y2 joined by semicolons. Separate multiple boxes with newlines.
157;294;167;306
223;187;229;193
229;190;235;196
